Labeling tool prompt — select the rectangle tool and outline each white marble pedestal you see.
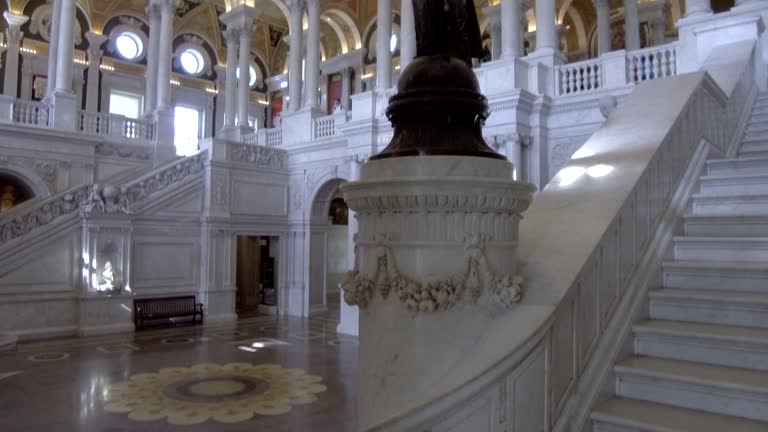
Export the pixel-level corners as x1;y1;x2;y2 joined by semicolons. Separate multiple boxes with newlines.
341;155;534;430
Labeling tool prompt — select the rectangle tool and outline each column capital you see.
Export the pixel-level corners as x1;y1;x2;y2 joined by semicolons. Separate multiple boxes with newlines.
145;2;162;19
3;12;28;45
223;26;240;42
156;0;179;16
85;32;108;62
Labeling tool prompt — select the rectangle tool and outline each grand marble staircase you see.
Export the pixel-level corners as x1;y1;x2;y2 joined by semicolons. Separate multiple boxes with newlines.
590;93;768;431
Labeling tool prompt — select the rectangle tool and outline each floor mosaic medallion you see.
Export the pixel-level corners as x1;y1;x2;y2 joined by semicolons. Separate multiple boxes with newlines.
103;363;327;425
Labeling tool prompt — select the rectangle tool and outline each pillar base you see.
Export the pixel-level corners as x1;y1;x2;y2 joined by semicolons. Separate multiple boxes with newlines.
50;91;78;130
153;108;176;166
341;155;535;430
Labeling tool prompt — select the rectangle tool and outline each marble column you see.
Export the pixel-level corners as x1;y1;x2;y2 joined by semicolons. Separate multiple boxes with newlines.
501;0;524;58
3;13;28;97
84;32;107;113
45;0;62;98
54;0;75;93
341;67;351;110
288;0;303;112
376;0;392;89
20;54;32;99
594;0;612;55
651;7;667;45
400;0;416;70
155;0;176;111
685;0;712;16
484;6;502;60
144;2;161;114
237;23;253;129
304;0;321;109
337;159;361;336
222;27;239;129
534;0;558;52
214;64;226;132
505;135;524;181
624;0;640;51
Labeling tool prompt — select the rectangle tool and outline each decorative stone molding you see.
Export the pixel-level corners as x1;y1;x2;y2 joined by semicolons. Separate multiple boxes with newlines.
29;4;82;44
341;233;525;312
229;143;285;168
95;143;152;160
0;155;58;191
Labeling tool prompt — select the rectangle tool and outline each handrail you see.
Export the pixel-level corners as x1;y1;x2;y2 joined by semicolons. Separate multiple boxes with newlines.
0;151;207;245
373;44;756;431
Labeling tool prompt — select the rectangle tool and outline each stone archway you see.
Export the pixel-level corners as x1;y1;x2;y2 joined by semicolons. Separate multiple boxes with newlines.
307;177;349;317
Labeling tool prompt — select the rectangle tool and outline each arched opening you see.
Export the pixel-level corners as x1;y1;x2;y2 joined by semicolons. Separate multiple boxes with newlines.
308;178;350;319
0;173;34;212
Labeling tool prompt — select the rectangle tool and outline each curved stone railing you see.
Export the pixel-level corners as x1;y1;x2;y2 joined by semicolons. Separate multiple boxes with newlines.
369;43;756;432
556;58;603;96
0;151;206;246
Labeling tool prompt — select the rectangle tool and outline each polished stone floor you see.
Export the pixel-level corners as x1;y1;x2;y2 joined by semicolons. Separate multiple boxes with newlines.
0;312;357;431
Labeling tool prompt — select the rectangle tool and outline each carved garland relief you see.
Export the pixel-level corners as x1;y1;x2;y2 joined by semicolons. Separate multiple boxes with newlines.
341;233;524;312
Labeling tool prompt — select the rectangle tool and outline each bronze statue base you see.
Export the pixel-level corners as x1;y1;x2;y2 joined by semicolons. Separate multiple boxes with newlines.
371;55;504;160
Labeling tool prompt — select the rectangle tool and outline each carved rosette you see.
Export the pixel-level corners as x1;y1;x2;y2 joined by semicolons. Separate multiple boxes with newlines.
341;156;535;313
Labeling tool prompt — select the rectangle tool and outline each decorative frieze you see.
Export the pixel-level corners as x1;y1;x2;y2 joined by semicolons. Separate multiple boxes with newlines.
229;143;285;168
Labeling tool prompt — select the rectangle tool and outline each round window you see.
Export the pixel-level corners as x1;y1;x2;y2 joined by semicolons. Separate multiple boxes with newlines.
236;65;258;88
115;32;143;60
180;49;205;75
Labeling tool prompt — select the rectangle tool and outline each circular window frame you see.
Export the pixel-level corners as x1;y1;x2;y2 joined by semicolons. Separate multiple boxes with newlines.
180;49;205;75
236;62;261;89
115;32;143;60
108;23;148;63
174;40;214;78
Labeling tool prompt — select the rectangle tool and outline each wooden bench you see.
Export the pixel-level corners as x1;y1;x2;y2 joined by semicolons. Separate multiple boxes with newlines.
133;296;204;330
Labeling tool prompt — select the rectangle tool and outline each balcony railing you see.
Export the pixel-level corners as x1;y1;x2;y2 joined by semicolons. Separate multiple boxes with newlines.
266;128;283;147
312;115;336;140
12;100;49;127
556;58;604;96
626;42;678;84
77;111;155;142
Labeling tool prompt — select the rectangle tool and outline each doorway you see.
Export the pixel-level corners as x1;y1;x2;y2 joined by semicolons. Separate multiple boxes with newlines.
235;235;279;318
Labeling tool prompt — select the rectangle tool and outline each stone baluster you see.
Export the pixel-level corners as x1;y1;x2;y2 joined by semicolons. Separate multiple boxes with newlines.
624;0;641;51
594;0;612;55
84;32;107;113
144;2;161;114
376;0;392;89
3;12;28;98
288;0;304;112
304;0;321;109
400;0;417;70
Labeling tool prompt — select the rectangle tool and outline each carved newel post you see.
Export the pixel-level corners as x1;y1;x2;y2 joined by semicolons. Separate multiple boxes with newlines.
340;1;535;429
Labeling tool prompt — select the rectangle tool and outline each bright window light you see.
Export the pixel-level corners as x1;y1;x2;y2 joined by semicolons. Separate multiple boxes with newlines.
174;106;201;156
390;33;398;53
587;164;614;178
180;49;205;75
115;32;143;60
109;91;142;119
557;166;586;187
236;65;258;87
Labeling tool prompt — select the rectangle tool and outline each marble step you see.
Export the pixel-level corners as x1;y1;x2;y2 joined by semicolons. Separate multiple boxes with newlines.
697;173;768;195
663;260;768;292
746;121;768;134
739;142;768;157
751;105;768;116
743;130;768;144
749;112;768;123
649;288;768;328
591;398;768;432
0;333;16;351
691;192;768;215
614;357;768;422
706;156;768;176
672;236;768;262
633;320;768;371
684;214;768;237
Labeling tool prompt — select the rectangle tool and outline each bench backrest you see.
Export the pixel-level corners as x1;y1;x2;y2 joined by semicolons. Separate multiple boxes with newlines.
134;296;196;315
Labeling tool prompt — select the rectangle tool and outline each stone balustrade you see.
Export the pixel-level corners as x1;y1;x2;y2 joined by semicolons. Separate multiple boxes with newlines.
312;114;337;140
626;42;679;84
556;58;604;96
12;99;49;127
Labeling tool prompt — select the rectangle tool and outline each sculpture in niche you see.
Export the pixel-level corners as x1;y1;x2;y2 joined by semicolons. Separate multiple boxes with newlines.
97;261;122;293
0;186;16;211
328;197;349;225
412;0;484;66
